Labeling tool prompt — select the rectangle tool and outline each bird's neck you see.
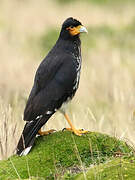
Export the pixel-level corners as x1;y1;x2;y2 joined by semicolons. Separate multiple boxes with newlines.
57;35;81;55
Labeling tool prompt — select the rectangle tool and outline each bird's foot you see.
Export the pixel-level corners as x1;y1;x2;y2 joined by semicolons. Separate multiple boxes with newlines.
38;129;56;136
63;128;89;136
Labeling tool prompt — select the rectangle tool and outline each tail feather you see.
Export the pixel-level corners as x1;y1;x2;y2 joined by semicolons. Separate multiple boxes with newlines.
16;115;51;156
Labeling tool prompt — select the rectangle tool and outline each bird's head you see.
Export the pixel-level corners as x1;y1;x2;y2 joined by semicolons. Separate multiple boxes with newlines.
60;17;87;40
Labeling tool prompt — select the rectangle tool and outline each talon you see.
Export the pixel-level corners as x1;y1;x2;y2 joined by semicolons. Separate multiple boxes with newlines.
63;128;88;136
48;129;56;134
63;113;89;136
38;129;56;136
62;128;66;131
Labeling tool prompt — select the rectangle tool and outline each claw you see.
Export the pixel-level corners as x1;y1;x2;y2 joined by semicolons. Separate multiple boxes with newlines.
63;128;88;136
38;129;56;136
63;113;89;136
62;128;66;132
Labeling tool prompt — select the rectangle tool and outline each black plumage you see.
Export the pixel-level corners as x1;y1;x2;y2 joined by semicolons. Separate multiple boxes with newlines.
16;17;87;156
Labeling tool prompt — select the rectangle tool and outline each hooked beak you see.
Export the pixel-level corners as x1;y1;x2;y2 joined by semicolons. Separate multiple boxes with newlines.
79;26;88;33
67;25;88;36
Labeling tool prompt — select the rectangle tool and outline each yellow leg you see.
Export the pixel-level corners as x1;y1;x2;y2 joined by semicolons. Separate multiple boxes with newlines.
38;129;55;136
64;113;88;136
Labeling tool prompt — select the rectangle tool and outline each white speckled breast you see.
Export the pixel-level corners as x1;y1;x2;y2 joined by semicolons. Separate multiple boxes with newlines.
73;46;82;90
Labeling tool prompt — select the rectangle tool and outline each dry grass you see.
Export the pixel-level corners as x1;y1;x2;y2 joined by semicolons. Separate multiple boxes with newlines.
0;0;135;159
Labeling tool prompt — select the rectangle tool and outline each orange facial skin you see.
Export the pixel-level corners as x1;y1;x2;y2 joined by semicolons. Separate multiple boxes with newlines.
66;25;82;36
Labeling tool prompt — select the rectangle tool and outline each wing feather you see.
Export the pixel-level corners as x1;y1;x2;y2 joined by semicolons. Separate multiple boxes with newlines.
24;52;76;121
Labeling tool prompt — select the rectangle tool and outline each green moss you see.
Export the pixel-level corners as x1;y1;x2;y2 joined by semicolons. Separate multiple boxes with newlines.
74;156;135;180
0;131;133;179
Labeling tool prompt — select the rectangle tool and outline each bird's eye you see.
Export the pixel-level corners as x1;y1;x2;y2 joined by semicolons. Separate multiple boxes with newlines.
70;25;74;28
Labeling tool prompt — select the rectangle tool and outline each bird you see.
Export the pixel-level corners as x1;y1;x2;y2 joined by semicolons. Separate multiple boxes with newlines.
16;17;88;156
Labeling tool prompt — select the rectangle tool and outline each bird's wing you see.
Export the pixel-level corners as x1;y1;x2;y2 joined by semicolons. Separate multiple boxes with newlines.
34;52;64;96
24;53;76;121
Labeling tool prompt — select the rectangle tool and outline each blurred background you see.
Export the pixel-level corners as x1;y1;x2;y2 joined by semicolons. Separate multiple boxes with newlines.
0;0;135;159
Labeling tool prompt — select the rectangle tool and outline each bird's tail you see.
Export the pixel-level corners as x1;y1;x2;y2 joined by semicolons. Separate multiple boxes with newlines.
16;115;51;156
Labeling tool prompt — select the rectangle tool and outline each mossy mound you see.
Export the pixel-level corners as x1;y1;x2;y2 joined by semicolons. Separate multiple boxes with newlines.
0;131;134;179
74;156;135;180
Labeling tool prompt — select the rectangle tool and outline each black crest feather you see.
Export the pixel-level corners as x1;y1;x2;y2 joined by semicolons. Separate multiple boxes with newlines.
62;17;82;29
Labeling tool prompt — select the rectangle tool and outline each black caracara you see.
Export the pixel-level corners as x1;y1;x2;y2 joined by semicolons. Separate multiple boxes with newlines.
16;17;88;156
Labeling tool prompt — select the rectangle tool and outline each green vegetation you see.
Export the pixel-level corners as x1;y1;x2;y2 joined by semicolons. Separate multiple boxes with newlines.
56;0;135;6
1;1;135;180
39;29;59;54
29;19;135;58
0;131;134;179
74;156;135;180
